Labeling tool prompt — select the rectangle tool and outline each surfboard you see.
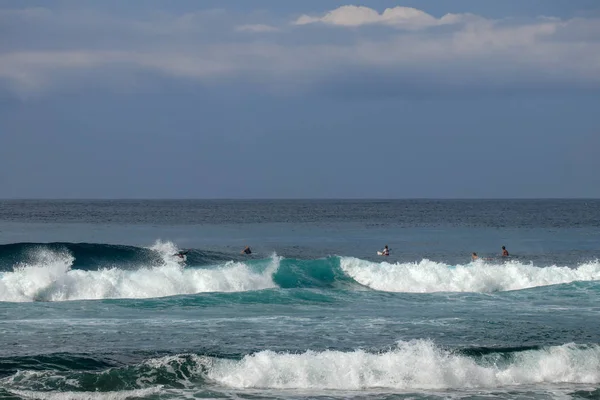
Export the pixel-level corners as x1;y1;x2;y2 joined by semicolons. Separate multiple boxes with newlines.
377;251;383;256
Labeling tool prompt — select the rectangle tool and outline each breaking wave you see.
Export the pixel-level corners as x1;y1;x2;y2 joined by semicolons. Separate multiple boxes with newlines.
2;341;600;393
1;241;600;302
0;242;278;302
339;257;600;293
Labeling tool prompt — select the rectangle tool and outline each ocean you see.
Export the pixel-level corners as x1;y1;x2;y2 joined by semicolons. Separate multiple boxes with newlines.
1;199;599;400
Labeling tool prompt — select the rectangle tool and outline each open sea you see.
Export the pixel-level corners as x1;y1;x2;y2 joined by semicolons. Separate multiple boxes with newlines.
1;199;600;400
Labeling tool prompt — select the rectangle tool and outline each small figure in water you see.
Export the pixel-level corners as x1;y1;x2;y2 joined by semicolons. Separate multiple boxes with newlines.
241;246;252;255
472;252;492;261
381;245;390;256
173;250;188;263
502;246;509;257
174;250;188;259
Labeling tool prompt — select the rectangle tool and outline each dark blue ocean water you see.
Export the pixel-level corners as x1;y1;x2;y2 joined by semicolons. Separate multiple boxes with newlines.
1;200;600;400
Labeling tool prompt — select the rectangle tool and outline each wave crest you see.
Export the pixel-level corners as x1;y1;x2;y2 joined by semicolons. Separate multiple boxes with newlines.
2;245;600;302
340;257;600;293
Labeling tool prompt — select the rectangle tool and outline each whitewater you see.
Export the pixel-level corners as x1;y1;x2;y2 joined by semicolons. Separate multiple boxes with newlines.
5;341;600;394
0;243;279;302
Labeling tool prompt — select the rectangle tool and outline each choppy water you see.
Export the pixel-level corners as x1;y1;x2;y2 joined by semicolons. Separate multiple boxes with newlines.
1;200;599;400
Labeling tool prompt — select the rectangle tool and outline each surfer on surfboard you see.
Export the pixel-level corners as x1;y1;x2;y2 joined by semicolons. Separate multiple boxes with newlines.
377;245;390;256
173;250;188;262
472;252;493;261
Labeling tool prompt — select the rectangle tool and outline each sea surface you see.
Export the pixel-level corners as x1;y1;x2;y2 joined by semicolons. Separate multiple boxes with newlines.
1;199;599;400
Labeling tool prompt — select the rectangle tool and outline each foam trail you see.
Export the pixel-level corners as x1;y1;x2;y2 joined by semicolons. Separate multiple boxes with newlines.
202;341;600;390
340;257;600;293
0;250;279;302
9;388;161;400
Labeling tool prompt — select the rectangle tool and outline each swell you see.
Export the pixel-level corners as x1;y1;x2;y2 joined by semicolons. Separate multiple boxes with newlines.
2;341;600;393
0;354;121;379
0;241;231;271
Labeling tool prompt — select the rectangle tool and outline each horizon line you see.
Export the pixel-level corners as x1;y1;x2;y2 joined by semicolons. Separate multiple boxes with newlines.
1;197;599;201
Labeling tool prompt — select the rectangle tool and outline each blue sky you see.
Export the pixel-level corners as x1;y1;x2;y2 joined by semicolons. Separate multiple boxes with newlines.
1;1;599;198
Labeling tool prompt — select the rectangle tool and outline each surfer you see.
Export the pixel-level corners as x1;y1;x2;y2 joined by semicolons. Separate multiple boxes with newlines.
241;246;252;255
379;245;389;256
473;252;492;261
502;246;509;257
174;250;188;259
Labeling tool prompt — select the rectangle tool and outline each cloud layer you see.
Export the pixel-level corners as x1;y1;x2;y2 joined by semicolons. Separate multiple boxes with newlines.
1;5;599;96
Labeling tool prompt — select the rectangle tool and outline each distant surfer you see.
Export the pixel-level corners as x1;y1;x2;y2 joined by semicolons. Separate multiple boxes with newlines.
174;250;188;261
501;246;509;257
472;252;492;261
241;246;252;255
378;245;390;256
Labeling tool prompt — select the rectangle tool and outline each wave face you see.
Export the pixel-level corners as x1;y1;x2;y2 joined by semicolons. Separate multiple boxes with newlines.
2;241;600;302
2;341;599;393
273;257;357;289
340;257;600;293
0;241;230;271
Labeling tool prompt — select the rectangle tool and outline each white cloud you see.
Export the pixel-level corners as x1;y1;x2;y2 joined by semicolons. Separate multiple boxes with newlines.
0;5;599;96
236;24;279;33
293;5;476;29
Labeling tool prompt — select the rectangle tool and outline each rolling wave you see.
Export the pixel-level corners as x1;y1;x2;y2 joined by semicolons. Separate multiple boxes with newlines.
1;241;600;302
2;341;599;394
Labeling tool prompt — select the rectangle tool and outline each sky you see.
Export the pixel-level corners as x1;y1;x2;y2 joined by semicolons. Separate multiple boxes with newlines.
0;0;599;199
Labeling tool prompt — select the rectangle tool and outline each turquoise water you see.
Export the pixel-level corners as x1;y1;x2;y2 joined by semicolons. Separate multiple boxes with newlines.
1;200;600;399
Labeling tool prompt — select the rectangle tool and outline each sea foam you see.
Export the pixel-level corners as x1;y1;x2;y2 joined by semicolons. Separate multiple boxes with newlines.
340;257;600;293
202;341;600;390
